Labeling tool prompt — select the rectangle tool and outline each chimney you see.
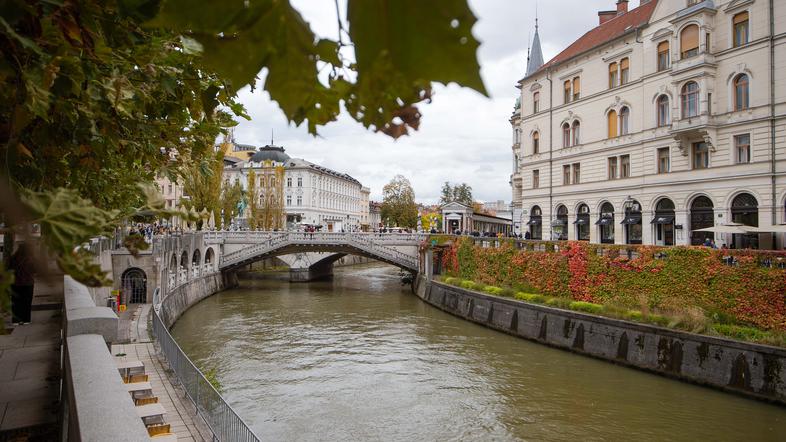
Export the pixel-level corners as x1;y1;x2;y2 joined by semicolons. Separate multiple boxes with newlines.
617;0;629;14
598;10;616;25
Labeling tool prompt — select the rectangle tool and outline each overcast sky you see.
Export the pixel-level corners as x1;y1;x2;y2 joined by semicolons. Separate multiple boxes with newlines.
232;0;642;203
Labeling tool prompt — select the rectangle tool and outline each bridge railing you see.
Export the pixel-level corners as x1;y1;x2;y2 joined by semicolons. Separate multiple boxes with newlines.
205;230;428;244
152;299;260;442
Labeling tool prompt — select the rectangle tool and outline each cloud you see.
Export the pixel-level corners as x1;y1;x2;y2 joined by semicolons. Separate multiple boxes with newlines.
231;0;640;203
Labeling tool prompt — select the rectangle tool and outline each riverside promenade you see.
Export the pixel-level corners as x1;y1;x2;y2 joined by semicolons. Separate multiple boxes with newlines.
114;303;211;442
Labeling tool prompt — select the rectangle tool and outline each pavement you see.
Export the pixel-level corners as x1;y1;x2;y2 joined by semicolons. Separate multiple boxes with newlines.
0;275;63;440
113;304;211;441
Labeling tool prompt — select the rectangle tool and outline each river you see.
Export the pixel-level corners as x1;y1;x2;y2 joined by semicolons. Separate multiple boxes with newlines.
171;264;786;441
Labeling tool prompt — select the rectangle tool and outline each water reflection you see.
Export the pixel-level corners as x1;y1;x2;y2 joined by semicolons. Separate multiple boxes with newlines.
172;265;786;441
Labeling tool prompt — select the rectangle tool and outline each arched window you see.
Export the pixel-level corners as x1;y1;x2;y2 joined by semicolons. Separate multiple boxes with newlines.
528;205;542;240
734;74;749;111
681;24;699;58
533;91;540;113
572;77;581;101
690;196;714;245
562;123;571;148
564;80;572;103
598;202;615;244
554;205;568;240
619;107;630;135
575;204;590;241
607;110;618;138
657;95;670;127
657;41;670;71
572;121;581;146
532;131;540;154
731;193;759;248
608;62;618;88
653;198;676;246
121;268;147;304
620;58;630;85
733;11;749;47
681;81;699;118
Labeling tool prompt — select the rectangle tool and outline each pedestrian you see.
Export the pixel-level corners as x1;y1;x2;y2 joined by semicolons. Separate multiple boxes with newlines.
524;231;531;240
9;243;35;325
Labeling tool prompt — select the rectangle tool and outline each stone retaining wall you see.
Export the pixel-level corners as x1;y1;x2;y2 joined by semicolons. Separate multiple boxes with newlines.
416;277;786;405
159;272;226;328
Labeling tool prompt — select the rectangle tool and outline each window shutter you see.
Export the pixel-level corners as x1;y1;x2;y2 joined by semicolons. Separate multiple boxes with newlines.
681;25;699;53
607;110;618;138
657;41;669;54
572;77;580;95
733;11;748;25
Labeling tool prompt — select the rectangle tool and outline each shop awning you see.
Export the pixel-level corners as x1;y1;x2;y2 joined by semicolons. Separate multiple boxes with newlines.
552;218;568;226
650;215;675;225
526;218;542;226
620;214;642;225
573;218;589;225
595;217;613;226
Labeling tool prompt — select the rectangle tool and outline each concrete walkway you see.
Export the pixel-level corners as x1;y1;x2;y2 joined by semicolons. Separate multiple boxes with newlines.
0;275;63;439
112;305;211;442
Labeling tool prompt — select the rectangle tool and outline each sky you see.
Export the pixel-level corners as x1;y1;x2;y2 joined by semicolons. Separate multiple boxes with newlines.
232;0;642;204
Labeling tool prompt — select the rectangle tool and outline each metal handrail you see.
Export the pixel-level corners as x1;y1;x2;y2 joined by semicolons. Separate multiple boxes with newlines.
152;302;260;441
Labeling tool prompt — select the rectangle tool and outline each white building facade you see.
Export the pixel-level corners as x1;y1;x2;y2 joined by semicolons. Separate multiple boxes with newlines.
511;0;786;248
223;145;368;232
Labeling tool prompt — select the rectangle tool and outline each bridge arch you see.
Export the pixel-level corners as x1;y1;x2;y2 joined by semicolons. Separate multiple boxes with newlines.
180;250;188;269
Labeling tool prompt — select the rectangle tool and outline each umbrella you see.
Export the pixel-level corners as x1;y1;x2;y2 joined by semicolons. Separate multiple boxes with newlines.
200;208;209;219
208;211;216;230
747;224;786;233
693;223;756;234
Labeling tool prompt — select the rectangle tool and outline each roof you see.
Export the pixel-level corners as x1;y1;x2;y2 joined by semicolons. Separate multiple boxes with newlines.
249;145;290;163
530;0;658;78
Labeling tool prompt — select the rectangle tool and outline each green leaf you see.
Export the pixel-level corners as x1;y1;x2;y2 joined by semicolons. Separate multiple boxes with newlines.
146;0;250;33
347;0;486;95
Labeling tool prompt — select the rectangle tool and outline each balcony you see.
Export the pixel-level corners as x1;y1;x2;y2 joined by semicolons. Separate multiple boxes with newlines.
670;114;717;156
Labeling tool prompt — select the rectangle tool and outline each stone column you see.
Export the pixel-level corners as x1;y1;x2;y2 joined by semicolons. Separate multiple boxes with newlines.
589;212;600;244
674;209;689;246
641;210;653;245
614;215;625;245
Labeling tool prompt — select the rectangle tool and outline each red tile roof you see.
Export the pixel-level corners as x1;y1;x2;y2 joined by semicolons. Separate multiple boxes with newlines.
536;0;659;74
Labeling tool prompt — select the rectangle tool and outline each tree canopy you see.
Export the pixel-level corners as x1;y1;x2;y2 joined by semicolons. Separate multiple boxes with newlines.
0;0;486;288
381;175;418;228
439;182;474;206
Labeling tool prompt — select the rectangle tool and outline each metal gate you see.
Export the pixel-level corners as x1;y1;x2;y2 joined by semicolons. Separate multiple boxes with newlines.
121;268;147;304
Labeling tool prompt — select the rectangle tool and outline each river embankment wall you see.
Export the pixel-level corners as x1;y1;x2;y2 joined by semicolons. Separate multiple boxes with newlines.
415;277;786;405
159;272;227;328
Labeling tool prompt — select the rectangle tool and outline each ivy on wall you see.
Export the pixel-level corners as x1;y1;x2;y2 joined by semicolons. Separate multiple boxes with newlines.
441;238;786;331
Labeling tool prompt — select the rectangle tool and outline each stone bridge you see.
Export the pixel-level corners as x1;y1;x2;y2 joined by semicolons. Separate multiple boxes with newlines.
204;231;425;281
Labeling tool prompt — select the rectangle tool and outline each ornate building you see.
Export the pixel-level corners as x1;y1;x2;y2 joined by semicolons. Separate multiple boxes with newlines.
511;0;786;248
223;144;368;231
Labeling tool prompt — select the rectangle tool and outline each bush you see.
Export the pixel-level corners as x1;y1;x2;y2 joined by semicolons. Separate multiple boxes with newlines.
459;280;475;289
569;301;604;314
483;286;504;296
443;276;460;285
514;292;544;303
470;281;486;291
712;324;771;342
625;310;643;321
545;297;572;309
499;288;515;298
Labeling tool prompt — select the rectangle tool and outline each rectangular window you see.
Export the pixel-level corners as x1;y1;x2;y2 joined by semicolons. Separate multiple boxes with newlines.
657;41;670;71
572;77;581;101
564;81;571;103
533;92;540;113
735;134;751;163
297;177;303;187
608;63;618;88
533;170;539;189
620;58;630;85
286;195;292;206
705;33;711;54
563;165;571;185
620;154;630;178
297;196;303;205
693;142;709;169
287;177;292;187
733;12;749;47
681;25;699;58
657;147;670;173
608;157;618;180
572;163;581;184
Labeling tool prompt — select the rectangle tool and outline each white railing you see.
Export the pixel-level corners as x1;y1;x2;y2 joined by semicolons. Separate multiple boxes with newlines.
217;232;420;270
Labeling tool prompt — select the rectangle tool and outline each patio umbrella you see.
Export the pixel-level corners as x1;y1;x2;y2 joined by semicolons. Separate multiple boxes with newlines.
693;223;756;234
208;211;216;230
747;224;786;233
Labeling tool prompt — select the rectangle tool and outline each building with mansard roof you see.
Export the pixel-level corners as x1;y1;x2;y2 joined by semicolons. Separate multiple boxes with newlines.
223;144;370;232
511;0;786;248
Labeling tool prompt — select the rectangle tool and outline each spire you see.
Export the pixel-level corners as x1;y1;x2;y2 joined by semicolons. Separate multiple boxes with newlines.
525;6;544;77
270;129;274;146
